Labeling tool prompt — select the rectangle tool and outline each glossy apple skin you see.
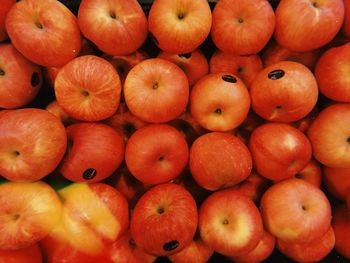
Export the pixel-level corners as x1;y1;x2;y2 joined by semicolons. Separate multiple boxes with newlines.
55;55;121;122
342;0;350;37
291;159;322;188
158;50;209;87
6;0;81;67
0;44;42;109
190;73;250;132
274;0;344;52
148;0;212;54
250;61;318;122
0;181;62;250
199;188;263;257
125;124;189;185
249;123;312;181
277;226;335;263
0;243;42;263
0;0;15;41
209;51;263;87
315;42;350;102
307;104;350;168
60;123;124;183
211;0;275;55
124;58;189;123
332;205;350;259
229;230;276;263
323;166;350;200
0;108;67;182
189;132;252;191
130;183;198;256
78;0;147;56
260;178;332;243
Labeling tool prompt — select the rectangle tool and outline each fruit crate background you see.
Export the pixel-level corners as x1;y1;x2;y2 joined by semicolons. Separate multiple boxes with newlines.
36;1;347;262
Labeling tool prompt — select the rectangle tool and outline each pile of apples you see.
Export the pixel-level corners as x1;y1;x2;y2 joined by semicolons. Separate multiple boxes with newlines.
1;0;350;262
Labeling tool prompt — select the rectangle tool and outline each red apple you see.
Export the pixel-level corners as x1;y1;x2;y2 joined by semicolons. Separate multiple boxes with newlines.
292;159;322;188
190;73;250;131
249;123;312;181
189;132;252;191
342;0;350;37
0;181;62;250
307;103;350;168
124;58;189;123
130;183;198;256
260;178;332;243
290;107;319;133
6;0;81;67
46;100;75;126
0;0;15;41
125;124;189;185
347;191;350;208
209;51;263;87
211;0;275;55
54;55;121;122
274;0;344;52
78;0;147;56
323;166;350;200
0;243;42;263
148;0;212;54
0;108;67;182
199;188;264;257
332;205;350;259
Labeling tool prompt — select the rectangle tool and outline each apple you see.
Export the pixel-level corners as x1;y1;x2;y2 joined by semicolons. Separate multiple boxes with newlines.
199;188;263;257
307;103;350;168
0;108;67;182
0;181;62;250
0;0;15;41
250;61;318;122
0;43;42;109
157;49;209;87
323;166;350;200
59;122;124;183
124;58;189;123
332;205;350;259
0;243;42;263
211;0;275;55
347;191;350;208
260;178;332;243
130;183;198;256
209;51;263;87
249;123;312;181
54;55;121;122
125;124;189;185
292;159;322;188
189;132;252;191
342;0;350;37
46;100;75;126
6;0;81;67
148;0;212;54
277;226;335;263
78;0;147;56
190;73;250;132
274;0;344;52
290;107;319;133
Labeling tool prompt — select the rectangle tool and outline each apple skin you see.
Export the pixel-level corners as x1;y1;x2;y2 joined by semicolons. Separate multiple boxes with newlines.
55;55;121;122
290;107;319;133
274;0;344;52
347;192;350;208
46;100;76;126
0;181;62;250
0;0;15;41
59;123;124;183
0;243;42;263
209;51;263;87
148;0;212;54
277;226;335;263
211;0;275;55
0;108;67;182
5;0;81;67
307;103;350;168
124;58;189;123
189;132;252;191
0;43;42;109
125;124;189;185
342;0;350;37
250;61;318;122
323;166;350;200
291;159;322;188
260;178;332;243
332;205;350;259
199;188;263;257
78;0;147;56
190;73;250;132
249;123;312;181
130;183;198;256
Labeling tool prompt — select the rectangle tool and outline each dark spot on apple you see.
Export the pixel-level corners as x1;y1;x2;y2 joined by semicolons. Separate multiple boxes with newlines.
178;53;192;59
238;18;244;24
149;33;159;46
0;69;5;76
158;156;165;161
83;168;97;180
222;218;229;225
12;214;20;221
123;123;136;137
157;206;165;214
81;90;90;97
163;240;179;251
275;105;283;110
301;205;307;211
237;66;243;73
312;2;318;8
268;69;285;80
128;238;136;248
347;137;350;143
222;75;237;83
35;21;43;29
295;173;303;179
152;82;159;90
13;150;20;157
109;10;117;19
177;12;186;20
214;108;222;115
31;72;40;87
